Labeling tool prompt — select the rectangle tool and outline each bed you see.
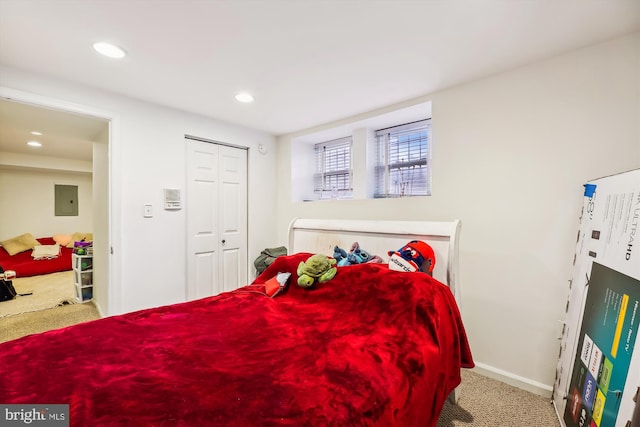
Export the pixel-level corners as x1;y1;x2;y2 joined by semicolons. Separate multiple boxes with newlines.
0;219;473;426
0;237;73;278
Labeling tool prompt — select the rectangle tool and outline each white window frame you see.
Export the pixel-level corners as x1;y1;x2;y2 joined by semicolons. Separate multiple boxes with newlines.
313;136;353;199
374;119;431;198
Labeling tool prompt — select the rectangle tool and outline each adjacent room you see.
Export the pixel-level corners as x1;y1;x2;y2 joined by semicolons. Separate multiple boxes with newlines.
0;99;107;319
0;1;638;426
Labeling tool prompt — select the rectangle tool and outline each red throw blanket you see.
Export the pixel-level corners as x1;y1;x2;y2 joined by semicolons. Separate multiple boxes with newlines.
0;237;72;277
0;253;473;426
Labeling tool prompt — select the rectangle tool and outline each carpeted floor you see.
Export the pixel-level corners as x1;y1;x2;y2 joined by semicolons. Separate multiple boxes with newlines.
0;301;100;343
0;270;76;317
1;303;561;426
438;369;560;426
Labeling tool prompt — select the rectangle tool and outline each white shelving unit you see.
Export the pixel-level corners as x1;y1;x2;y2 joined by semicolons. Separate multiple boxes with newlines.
72;253;93;302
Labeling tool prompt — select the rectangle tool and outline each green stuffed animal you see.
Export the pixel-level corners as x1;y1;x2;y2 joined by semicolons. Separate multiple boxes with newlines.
297;254;338;288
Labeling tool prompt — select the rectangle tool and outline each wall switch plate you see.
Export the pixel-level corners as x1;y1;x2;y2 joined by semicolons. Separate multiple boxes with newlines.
164;188;182;210
143;204;153;218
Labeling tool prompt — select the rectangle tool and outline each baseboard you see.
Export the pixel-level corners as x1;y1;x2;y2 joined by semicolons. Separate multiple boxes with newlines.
92;300;105;318
472;362;554;398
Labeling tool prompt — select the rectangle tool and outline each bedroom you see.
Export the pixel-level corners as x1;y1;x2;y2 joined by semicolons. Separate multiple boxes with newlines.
0;1;639;425
0;99;105;316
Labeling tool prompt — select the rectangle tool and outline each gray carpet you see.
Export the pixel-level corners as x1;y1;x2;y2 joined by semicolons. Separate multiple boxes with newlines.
1;304;561;426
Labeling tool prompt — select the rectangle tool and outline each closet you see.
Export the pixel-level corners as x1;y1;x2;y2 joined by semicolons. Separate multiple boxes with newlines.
186;137;248;300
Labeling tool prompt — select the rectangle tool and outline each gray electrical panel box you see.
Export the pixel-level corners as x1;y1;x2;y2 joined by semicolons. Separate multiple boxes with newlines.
55;184;78;216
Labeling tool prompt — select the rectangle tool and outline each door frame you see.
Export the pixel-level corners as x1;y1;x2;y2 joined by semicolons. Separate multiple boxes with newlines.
0;86;122;315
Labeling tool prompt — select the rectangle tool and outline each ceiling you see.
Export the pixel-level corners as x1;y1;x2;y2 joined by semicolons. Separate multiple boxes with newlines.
0;0;639;162
0;99;108;162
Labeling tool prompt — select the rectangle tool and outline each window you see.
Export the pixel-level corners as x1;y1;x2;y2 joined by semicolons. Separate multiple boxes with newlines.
374;119;431;197
314;136;353;199
290;101;432;202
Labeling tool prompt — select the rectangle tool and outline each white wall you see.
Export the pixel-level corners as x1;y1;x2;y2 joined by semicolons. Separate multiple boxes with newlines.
275;33;640;395
92;140;109;315
0;167;93;240
0;65;278;316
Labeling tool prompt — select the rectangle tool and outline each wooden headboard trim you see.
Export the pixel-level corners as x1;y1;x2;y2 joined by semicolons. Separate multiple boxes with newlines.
287;218;462;304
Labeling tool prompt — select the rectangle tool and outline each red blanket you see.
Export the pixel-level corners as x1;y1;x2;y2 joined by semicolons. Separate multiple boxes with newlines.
0;237;72;277
0;253;473;426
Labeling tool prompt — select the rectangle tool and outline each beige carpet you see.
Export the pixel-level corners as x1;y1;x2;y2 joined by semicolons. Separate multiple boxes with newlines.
437;369;561;426
0;270;76;317
0;301;100;343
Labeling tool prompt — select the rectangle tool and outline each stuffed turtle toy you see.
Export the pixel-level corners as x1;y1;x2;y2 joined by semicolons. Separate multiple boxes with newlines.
297;254;337;288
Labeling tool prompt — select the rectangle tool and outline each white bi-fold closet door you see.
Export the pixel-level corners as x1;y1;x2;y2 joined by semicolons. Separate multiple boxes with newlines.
186;137;248;300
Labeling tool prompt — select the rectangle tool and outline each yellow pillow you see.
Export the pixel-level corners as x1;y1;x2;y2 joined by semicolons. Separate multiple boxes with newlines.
53;233;73;246
0;233;41;256
66;232;94;248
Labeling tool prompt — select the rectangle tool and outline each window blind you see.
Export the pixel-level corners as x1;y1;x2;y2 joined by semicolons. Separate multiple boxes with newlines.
375;119;431;197
314;136;353;199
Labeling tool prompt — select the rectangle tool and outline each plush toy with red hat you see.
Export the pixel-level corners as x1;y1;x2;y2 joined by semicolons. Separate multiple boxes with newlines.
387;240;436;275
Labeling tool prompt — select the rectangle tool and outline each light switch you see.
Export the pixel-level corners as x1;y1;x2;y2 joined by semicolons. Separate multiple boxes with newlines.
143;204;153;218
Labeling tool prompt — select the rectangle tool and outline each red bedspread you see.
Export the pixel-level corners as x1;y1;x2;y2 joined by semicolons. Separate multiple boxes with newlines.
0;253;473;426
0;237;72;277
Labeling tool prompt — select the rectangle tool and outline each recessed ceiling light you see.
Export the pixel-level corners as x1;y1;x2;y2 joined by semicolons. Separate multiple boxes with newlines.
93;42;127;59
27;141;42;147
30;131;43;136
235;92;254;103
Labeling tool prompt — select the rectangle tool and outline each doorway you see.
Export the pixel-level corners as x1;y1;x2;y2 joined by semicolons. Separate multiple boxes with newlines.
0;87;117;315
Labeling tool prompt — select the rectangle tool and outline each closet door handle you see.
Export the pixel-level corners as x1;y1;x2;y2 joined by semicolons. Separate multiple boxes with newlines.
221;239;226;245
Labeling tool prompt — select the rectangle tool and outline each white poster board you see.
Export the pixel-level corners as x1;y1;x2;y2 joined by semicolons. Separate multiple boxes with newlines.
553;169;640;427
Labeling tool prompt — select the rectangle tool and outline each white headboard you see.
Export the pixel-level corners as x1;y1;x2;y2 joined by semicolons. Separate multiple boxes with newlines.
287;218;462;304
